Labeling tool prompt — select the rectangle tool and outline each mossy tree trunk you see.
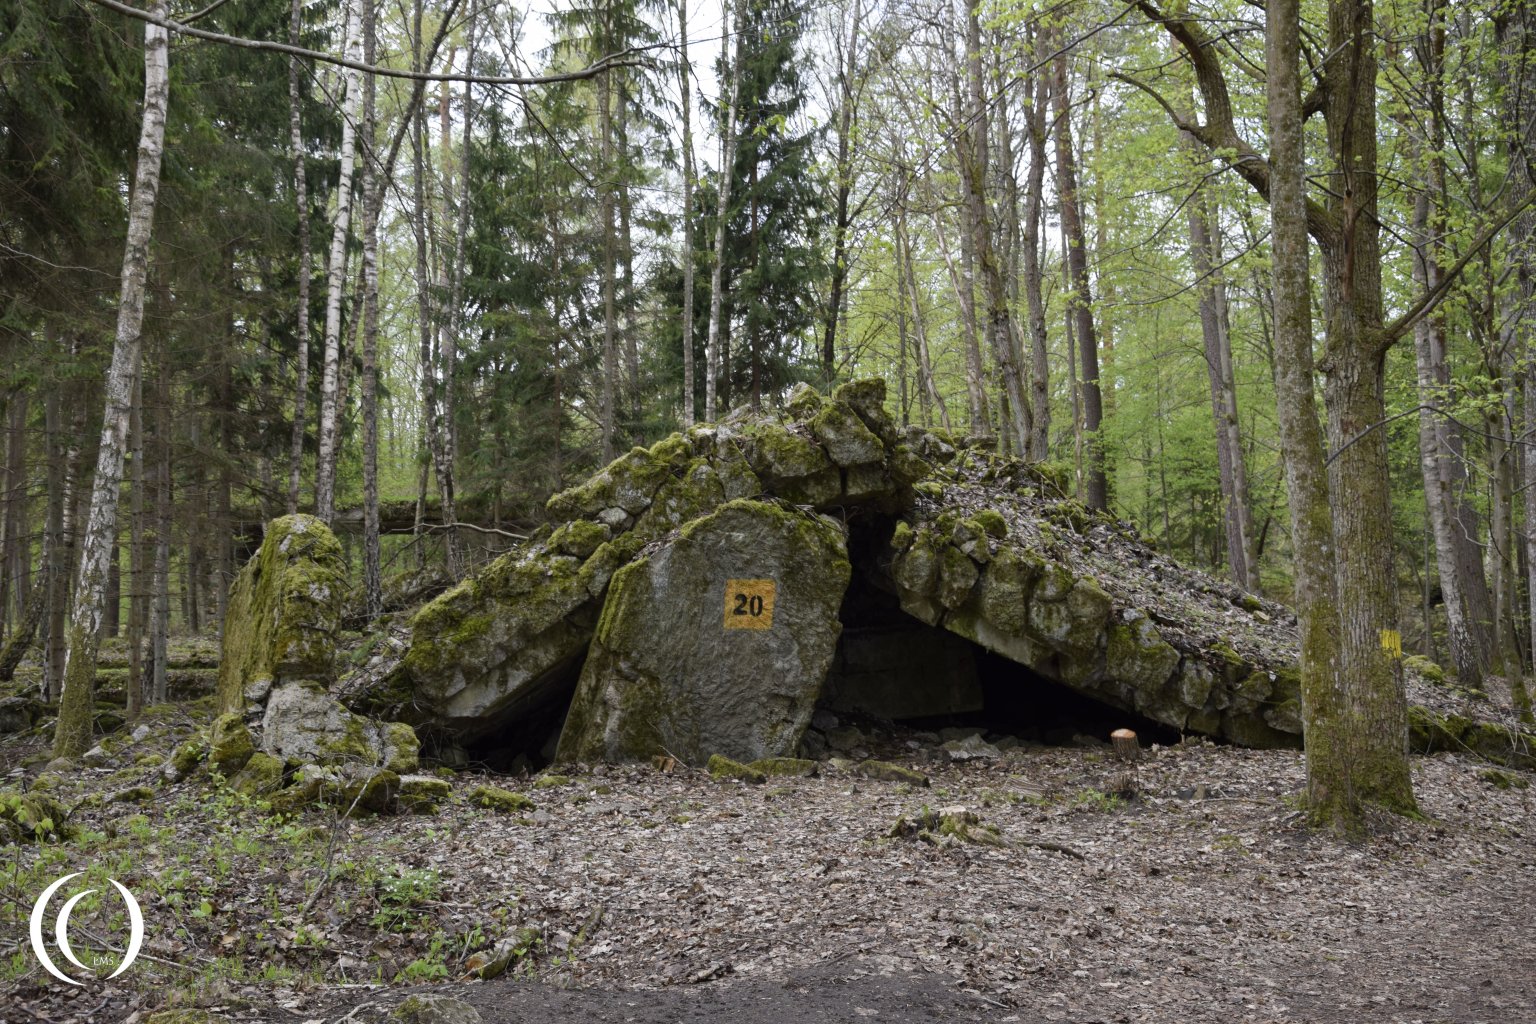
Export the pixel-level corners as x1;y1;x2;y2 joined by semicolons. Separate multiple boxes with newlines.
55;1;169;758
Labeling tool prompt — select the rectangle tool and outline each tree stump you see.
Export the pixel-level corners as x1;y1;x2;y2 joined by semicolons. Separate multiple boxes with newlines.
1111;728;1140;762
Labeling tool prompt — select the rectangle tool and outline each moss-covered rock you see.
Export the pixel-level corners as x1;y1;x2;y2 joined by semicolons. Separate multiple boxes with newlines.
398;774;453;813
394;545;598;740
1104;612;1180;690
216;514;347;713
163;740;206;782
937;545;980;609
810;399;885;468
557;499;851;764
0;789;71;842
468;785;534;814
270;763;400;815
1404;654;1447;686
230;751;284;797
261;681;419;773
748;756;819;777
209;712;255;776
707;754;767;783
853;760;929;786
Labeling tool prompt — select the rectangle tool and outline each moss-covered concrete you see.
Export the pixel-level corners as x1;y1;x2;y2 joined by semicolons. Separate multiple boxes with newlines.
216;515;347;714
209;712;255;776
557;499;850;764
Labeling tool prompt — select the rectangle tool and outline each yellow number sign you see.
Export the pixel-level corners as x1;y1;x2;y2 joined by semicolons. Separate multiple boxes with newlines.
724;579;776;630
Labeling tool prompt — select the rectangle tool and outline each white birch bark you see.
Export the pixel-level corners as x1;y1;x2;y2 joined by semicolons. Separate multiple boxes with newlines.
313;0;365;523
56;0;170;756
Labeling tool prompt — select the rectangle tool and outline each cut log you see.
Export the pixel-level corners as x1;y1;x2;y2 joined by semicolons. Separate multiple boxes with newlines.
1111;728;1140;761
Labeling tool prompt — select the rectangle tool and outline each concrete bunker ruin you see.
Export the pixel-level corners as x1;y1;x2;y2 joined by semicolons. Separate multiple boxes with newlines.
348;377;1304;770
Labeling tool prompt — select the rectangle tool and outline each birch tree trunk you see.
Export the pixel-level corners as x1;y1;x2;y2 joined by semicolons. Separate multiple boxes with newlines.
55;0;170;757
286;0;313;515
704;0;741;423
313;0;365;524
677;0;697;425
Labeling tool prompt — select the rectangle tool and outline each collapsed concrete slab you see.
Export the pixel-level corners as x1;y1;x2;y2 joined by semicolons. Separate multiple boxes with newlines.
556;499;851;764
343;379;1533;768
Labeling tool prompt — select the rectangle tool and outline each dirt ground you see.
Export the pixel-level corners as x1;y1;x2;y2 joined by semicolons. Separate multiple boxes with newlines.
3;720;1534;1024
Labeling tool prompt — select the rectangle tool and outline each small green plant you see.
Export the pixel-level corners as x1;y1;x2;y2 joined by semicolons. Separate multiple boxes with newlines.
370;867;441;931
1070;788;1125;812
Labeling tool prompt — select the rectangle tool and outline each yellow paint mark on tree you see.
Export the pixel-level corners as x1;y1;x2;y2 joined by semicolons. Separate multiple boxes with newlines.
1379;629;1402;659
724;579;776;630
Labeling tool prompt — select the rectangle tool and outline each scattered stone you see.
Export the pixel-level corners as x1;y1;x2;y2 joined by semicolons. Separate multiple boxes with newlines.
229;752;284;797
707;754;767;783
163;740;206;782
0;789;71;842
825;726;866;753
468;785;534;814
398;774;452;813
888;805;1003;847
749;757;819;777
209;712;256;776
532;773;573;789
942;734;1002;761
109;785;156;803
391;993;483;1024
853;760;929;786
262;681;418;773
0;695;40;733
467;926;543;980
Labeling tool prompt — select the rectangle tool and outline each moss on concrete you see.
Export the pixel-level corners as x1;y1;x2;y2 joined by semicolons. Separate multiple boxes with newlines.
216;514;347;713
468;785;535;813
209;712;255;776
708;754;767;783
853;760;929;786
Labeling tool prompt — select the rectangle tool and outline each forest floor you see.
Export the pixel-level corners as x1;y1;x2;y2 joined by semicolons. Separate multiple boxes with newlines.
2;698;1535;1024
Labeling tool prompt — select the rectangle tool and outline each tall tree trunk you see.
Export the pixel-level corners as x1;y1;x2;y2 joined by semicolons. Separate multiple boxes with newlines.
126;370;144;718
960;0;1032;455
1313;0;1415;818
286;0;313;515
1185;154;1257;590
150;352;170;706
359;0;383;618
434;14;475;577
54;0;170;757
313;0;365;524
677;0;697;425
2;392;28;631
821;0;863;384
1505;3;1536;718
1020;53;1051;463
897;167;940;429
1406;76;1494;680
1052;49;1107;511
617;78;640;435
1266;0;1349;824
704;0;741;423
599;44;619;458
